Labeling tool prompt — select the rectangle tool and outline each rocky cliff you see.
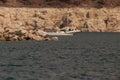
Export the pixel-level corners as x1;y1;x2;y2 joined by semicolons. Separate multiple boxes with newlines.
0;0;120;41
0;0;120;8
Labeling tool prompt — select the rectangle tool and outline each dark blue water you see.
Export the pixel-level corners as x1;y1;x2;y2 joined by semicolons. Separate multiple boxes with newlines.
0;33;120;80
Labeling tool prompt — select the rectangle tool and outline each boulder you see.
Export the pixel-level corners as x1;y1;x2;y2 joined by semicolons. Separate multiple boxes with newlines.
51;37;59;41
36;30;47;37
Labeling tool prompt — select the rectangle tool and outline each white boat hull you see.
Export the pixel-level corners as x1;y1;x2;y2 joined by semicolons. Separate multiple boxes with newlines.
47;33;73;36
47;30;80;36
66;30;80;33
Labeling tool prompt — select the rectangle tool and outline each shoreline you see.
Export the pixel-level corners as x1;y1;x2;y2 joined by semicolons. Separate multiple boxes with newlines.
0;7;120;41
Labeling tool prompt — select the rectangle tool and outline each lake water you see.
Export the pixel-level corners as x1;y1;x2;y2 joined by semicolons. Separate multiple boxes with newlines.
0;33;120;80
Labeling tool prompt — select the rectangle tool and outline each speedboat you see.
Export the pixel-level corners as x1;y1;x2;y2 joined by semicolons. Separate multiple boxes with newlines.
47;31;73;36
65;30;80;33
47;29;80;36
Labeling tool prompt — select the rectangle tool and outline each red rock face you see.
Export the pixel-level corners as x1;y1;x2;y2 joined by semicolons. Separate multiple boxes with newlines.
0;0;120;8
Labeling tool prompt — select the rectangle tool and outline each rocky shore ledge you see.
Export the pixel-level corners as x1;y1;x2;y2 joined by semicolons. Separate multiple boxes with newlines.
0;7;120;41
